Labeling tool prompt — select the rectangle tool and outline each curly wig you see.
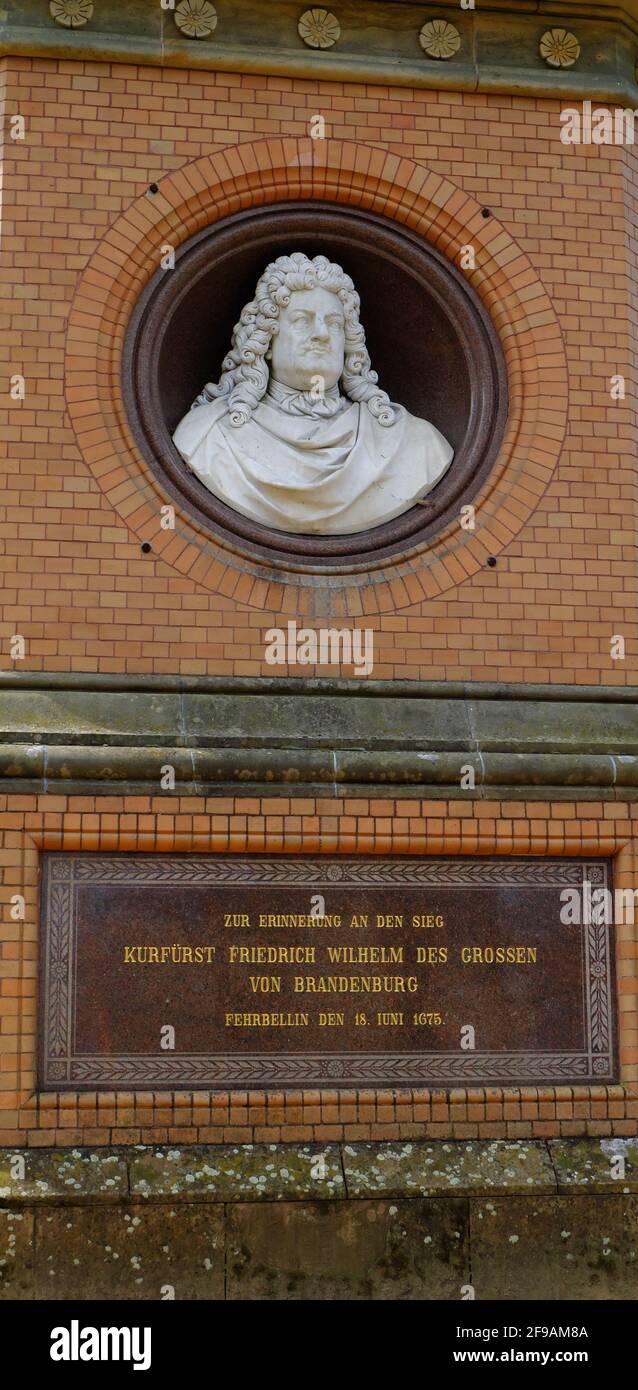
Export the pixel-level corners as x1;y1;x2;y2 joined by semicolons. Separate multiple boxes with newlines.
192;252;397;428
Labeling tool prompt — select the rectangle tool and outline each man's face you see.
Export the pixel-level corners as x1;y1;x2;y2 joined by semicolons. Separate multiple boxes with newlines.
270;286;346;393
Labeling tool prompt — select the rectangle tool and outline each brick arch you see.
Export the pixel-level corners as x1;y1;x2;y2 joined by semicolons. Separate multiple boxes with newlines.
65;138;568;615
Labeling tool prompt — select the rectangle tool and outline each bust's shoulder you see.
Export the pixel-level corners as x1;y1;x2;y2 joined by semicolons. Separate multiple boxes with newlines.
365;404;454;479
399;406;454;457
173;397;230;453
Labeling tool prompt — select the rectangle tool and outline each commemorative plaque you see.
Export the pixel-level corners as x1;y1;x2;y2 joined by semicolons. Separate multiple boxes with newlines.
39;854;616;1090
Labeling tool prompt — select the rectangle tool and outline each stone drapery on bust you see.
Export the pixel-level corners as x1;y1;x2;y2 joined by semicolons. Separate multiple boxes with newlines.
172;252;454;535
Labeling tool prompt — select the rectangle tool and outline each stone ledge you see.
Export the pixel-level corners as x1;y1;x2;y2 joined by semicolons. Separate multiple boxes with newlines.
1;1138;637;1204
1;0;637;103
0;674;636;798
2;1141;638;1299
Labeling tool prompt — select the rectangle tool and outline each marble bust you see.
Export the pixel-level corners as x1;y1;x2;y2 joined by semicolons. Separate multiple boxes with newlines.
172;252;453;535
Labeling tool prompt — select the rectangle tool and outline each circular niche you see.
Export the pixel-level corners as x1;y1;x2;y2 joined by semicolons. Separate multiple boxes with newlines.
123;203;508;570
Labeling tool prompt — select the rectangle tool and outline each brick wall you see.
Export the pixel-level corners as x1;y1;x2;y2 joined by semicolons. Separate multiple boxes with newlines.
1;57;637;1142
0;57;635;681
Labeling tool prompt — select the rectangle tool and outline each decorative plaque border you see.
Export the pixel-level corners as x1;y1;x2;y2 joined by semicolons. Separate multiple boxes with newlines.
39;855;615;1090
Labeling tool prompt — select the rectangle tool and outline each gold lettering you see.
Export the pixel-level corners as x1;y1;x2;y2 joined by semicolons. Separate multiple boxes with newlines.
326;945;403;964
461;945;538;964
257;914;341;928
249;975;281;993
121;944;216;963
416;946;447;963
224;1012;309;1027
293;975;417;993
228;945;315;964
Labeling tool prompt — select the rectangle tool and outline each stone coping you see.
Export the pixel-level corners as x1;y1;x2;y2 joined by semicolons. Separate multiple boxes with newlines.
2;673;637;701
1;1139;636;1204
1;1;637;102
0;674;636;798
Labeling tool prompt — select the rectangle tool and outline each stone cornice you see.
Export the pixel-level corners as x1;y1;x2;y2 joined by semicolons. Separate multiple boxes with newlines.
1;673;636;799
1;1138;635;1201
1;1;638;102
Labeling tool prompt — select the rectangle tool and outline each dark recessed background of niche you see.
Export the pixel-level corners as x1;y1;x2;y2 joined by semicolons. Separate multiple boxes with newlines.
124;203;508;568
160;231;468;451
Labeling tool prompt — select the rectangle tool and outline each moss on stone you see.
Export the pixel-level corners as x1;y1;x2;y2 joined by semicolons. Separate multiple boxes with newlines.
549;1137;638;1192
343;1140;556;1197
128;1143;345;1201
0;1149;127;1203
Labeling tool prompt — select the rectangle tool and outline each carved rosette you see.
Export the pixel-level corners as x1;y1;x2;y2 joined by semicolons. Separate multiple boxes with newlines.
174;0;218;40
298;8;341;50
49;0;93;26
419;19;461;61
539;28;580;68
